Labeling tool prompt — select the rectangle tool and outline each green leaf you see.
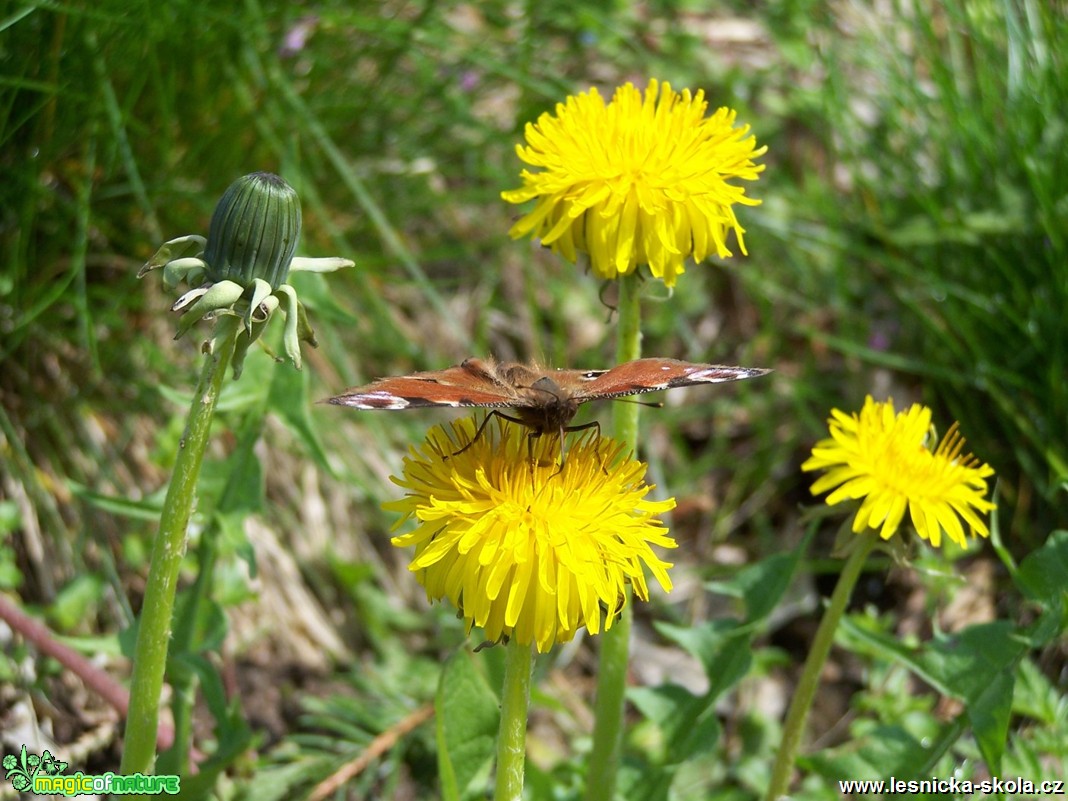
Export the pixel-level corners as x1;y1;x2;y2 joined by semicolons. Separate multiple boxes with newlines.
159;652;253;798
917;623;1023;699
801;724;929;782
53;633;124;658
172;589;230;655
634;619;752;764
842;617;1023;773
0;543;23;590
655;619;752;700
68;481;164;521
48;574;105;632
436;651;498;801
1016;529;1068;604
617;761;676;801
0;499;22;535
1012;657;1066;725
268;352;333;474
966;668;1013;773
628;684;722;762
706;548;804;625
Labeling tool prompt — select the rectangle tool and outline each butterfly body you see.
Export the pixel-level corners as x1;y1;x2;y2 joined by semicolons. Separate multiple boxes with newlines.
327;357;770;437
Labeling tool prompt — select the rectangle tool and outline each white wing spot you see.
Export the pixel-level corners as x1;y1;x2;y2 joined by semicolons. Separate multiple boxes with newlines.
357;392;411;409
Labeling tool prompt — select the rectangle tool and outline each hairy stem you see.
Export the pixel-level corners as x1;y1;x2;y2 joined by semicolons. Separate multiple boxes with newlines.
121;316;240;774
494;639;534;801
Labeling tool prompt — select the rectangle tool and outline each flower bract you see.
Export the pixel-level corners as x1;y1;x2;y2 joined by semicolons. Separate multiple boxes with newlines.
802;396;996;548
384;418;677;653
502;79;766;287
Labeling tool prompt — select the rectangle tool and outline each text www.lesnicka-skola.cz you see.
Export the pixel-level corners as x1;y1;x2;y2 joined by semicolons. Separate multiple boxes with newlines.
838;776;1064;795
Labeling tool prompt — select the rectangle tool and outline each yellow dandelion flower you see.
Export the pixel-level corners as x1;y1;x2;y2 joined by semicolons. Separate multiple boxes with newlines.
802;396;996;548
383;418;677;653
501;79;766;287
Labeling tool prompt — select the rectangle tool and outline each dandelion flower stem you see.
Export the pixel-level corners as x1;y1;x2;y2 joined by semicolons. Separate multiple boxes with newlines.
765;533;878;800
585;273;643;801
612;273;644;442
495;639;534;801
585;602;631;801
121;315;241;774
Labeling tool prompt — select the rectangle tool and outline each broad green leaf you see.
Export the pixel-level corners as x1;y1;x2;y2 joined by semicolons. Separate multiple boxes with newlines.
655;619;752;702
49;574;104;632
706;548;805;625
629;684;722;761
436;651;498;801
1015;529;1068;604
841;617;1023;773
617;761;676;801
966;669;1013;773
802;724;930;783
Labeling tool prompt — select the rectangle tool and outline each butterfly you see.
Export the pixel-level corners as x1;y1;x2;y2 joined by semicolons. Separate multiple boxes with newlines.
326;357;770;451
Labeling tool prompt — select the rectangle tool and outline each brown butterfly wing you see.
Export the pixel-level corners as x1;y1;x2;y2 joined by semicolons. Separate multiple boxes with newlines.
326;362;518;410
571;358;771;402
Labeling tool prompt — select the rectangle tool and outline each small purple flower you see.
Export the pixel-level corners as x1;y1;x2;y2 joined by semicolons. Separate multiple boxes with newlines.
868;330;891;351
458;70;480;92
280;16;318;58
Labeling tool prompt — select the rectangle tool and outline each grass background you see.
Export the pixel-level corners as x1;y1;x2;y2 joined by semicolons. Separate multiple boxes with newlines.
1;0;1065;798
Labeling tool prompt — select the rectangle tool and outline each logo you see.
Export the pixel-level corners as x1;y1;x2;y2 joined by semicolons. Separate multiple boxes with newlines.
3;745;180;796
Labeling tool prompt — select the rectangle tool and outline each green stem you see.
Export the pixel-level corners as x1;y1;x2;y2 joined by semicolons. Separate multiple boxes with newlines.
610;274;644;445
494;639;534;801
585;274;643;801
764;534;878;800
161;528;219;775
163;394;265;775
121;316;240;774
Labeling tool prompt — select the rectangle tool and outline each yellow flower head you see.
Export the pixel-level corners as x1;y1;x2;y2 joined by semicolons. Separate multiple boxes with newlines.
802;396;996;548
501;79;766;287
383;418;677;653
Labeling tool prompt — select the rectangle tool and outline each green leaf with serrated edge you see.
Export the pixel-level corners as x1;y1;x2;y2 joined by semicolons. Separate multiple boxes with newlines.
801;724;928;783
1012;657;1063;724
918;623;1024;705
436;652;498;801
839;617;1024;773
924;624;1020;773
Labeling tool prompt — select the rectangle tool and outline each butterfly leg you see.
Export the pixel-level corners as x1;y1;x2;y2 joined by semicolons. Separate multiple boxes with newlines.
563;421;601;437
557;420;602;473
450;410;532;457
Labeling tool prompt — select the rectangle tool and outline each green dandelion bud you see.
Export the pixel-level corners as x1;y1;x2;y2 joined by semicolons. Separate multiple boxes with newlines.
138;172;354;377
203;172;301;290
